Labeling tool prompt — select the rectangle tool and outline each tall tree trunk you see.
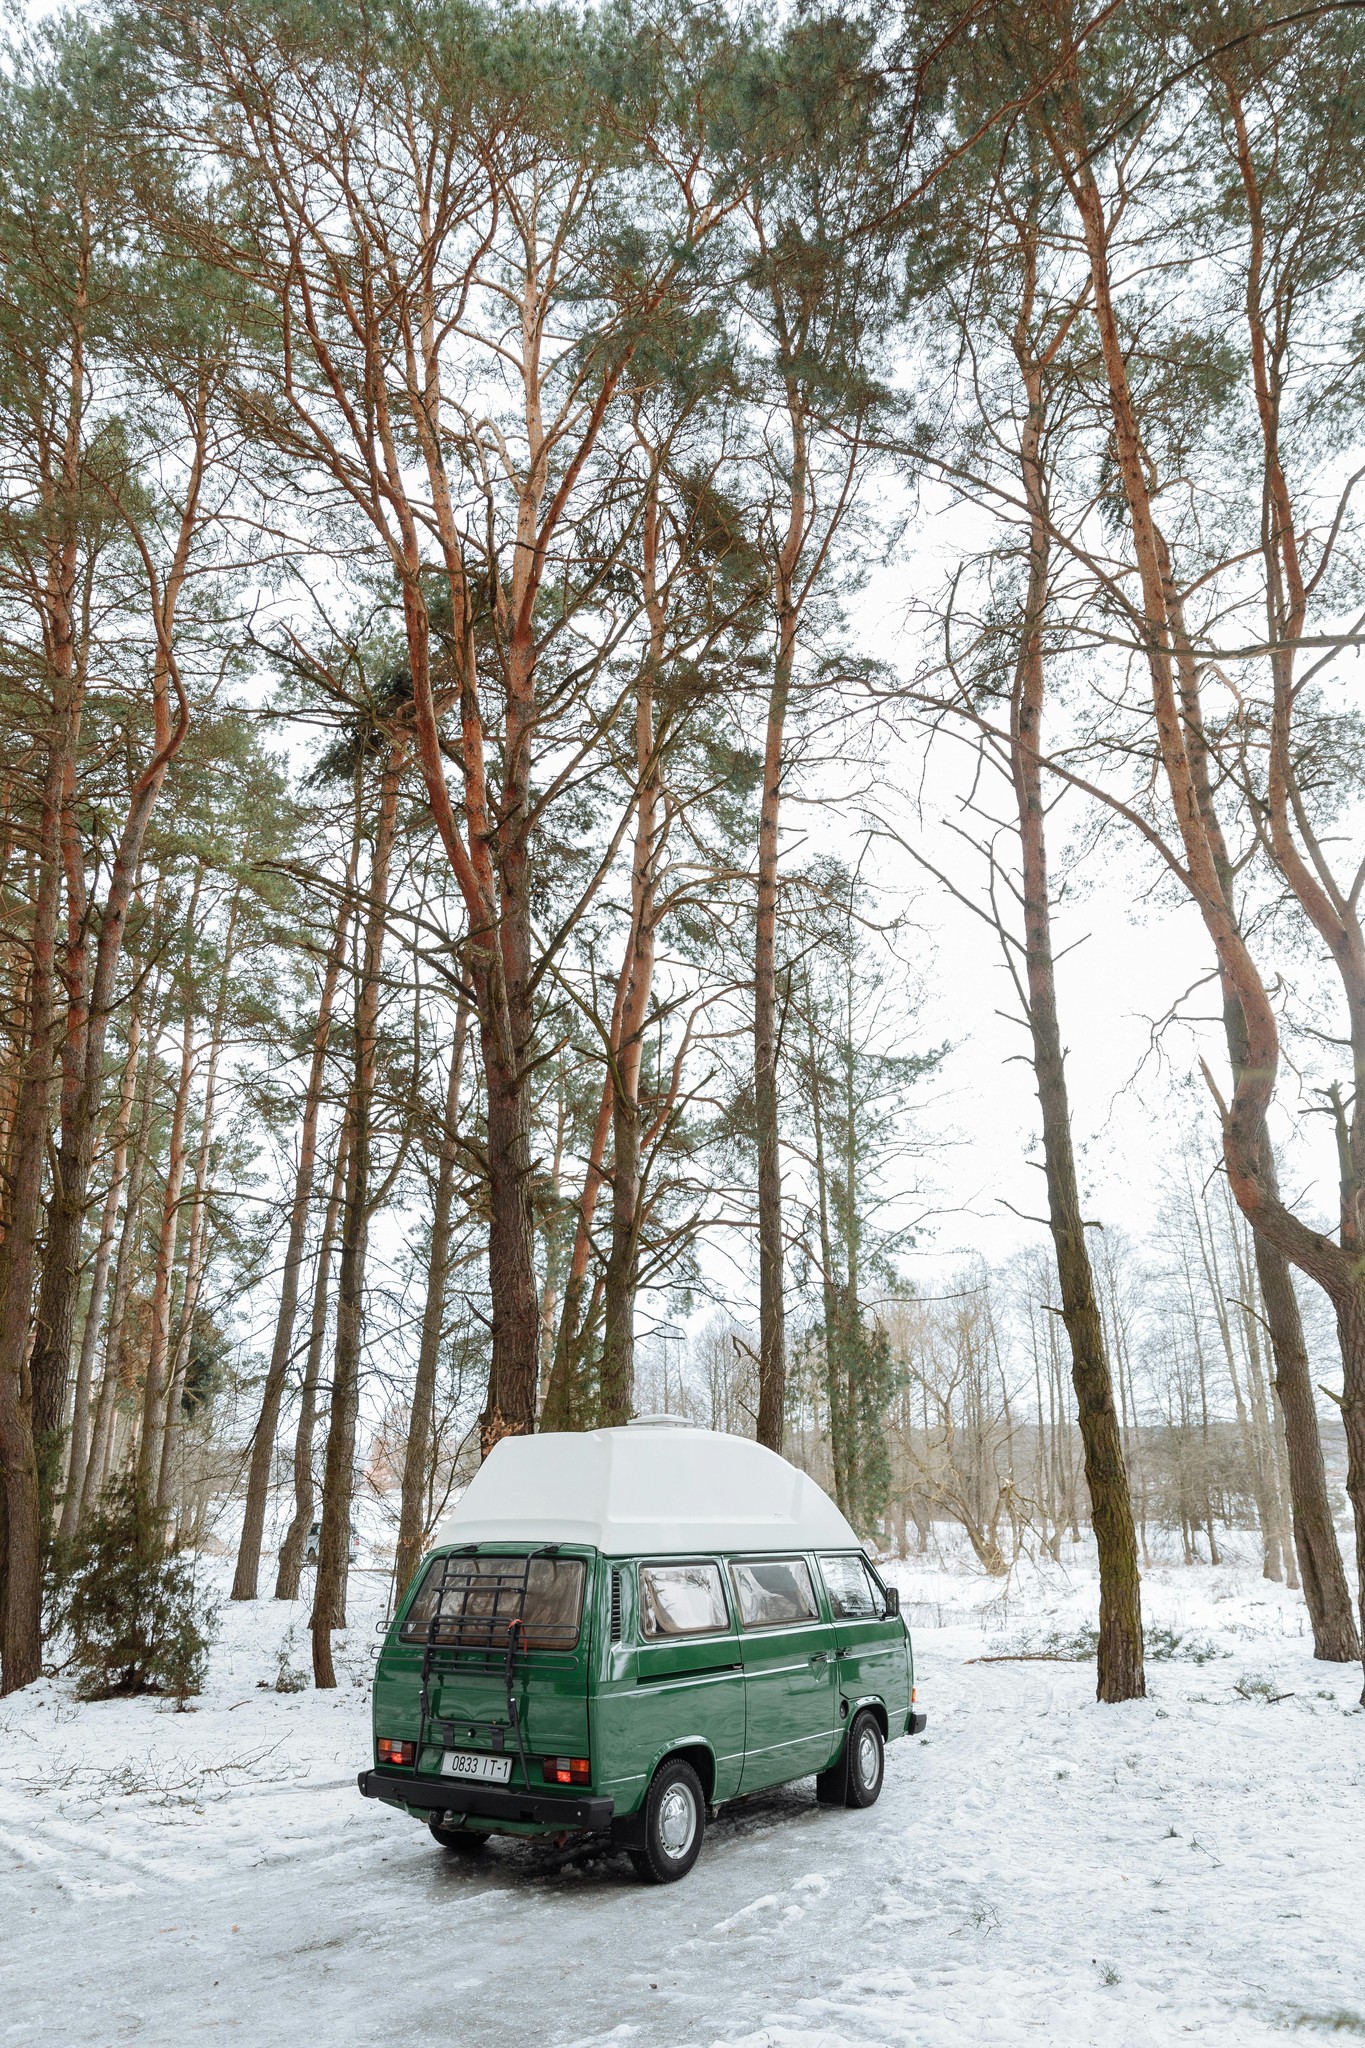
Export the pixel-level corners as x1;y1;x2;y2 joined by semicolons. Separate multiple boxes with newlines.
1162;563;1356;1650
754;649;791;1454
80;987;160;1519
29;721;92;1519
1192;1195;1276;1576
1209;75;1356;1652
25;423;199;1526
0;734;64;1693
476;1009;539;1455
395;1009;467;1599
313;744;402;1687
275;1116;350;1602
1009;325;1144;1702
541;963;629;1431
599;552;663;1426
233;846;356;1599
58;994;142;1542
753;376;810;1453
1055;86;1365;1689
1246;1092;1354;1642
136;991;196;1497
535;1073;569;1411
807;1002;850;1517
157;891;240;1514
13;295;87;1546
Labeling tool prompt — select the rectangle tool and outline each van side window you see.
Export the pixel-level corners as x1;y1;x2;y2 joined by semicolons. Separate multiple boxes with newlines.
818;1553;884;1620
638;1561;729;1638
730;1557;819;1629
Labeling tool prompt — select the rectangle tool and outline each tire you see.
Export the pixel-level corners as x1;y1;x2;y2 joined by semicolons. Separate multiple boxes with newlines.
429;1815;488;1853
843;1709;885;1808
628;1757;706;1884
816;1709;885;1810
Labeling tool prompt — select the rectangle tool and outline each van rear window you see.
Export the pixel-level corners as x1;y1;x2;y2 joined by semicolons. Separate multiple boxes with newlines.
401;1554;586;1650
639;1562;729;1638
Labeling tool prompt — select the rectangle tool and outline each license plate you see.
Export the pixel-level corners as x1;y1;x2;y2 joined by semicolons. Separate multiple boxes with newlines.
440;1750;512;1785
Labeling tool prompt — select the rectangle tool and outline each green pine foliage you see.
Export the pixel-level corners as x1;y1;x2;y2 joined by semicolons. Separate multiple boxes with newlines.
53;1479;217;1703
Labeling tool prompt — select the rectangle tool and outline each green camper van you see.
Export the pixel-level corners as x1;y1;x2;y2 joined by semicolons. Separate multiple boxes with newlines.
358;1419;925;1883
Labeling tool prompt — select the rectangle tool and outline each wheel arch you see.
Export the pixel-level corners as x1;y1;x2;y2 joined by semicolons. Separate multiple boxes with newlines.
653;1739;716;1804
848;1695;889;1743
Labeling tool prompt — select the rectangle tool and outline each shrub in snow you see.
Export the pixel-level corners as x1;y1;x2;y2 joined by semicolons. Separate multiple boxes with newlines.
1144;1625;1222;1665
273;1626;309;1693
1000;1623;1225;1664
52;1478;217;1703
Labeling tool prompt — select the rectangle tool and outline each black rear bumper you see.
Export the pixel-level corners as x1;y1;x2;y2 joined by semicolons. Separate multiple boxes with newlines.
908;1710;927;1735
358;1767;614;1832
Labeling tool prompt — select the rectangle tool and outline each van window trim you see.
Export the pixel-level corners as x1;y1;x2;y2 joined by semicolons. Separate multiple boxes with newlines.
726;1552;824;1633
636;1556;736;1641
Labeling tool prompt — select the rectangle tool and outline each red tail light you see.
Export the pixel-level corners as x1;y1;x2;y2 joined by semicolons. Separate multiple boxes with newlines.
542;1756;591;1786
378;1738;416;1766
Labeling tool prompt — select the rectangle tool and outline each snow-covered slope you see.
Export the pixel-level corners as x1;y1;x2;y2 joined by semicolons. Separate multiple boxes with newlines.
2;1542;1361;2046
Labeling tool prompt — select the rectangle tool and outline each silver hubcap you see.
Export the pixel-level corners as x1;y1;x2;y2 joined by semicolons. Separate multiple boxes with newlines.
857;1728;879;1786
658;1782;696;1857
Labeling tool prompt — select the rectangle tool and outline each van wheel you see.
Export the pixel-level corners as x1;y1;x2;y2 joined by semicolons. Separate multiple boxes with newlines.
817;1709;884;1810
628;1758;705;1883
429;1815;487;1852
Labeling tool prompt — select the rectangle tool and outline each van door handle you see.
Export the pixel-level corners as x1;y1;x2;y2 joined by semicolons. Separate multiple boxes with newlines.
808;1651;828;1666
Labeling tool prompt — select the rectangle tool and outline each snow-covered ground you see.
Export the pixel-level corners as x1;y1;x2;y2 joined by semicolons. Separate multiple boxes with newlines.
3;1535;1362;2047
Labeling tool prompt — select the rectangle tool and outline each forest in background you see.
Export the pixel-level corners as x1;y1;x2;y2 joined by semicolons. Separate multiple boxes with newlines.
2;0;1364;1708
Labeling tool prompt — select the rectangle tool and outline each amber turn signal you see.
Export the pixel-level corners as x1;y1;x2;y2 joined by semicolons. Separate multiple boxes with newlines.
542;1756;591;1785
378;1738;416;1766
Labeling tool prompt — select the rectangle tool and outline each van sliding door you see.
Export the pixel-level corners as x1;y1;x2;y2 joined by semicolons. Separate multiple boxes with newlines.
730;1556;837;1793
601;1560;745;1810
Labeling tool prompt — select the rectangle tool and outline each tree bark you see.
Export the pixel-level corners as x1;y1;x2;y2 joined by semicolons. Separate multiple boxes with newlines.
1052;80;1365;1689
1258;1242;1354;1647
275;1115;350;1602
27;521;196;1523
0;733;64;1693
541;956;629;1431
80;983;160;1519
1008;314;1144;1702
157;890;240;1515
1209;78;1358;1657
598;515;664;1426
395;1008;467;1599
751;334;814;1456
57;994;142;1543
312;742;403;1686
136;995;195;1499
475;1013;539;1457
233;844;356;1599
1161;557;1355;1651
807;1000;851;1518
9;265;87;1545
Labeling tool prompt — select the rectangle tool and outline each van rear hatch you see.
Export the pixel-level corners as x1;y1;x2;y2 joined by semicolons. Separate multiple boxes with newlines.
380;1549;594;1795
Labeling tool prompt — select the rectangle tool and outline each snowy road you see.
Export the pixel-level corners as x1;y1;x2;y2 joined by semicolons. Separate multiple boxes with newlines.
3;1557;1362;2047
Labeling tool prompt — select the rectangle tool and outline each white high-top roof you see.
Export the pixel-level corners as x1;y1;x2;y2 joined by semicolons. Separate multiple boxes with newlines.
431;1423;860;1556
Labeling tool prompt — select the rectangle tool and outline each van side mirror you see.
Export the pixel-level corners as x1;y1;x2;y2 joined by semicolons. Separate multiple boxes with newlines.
883;1586;900;1618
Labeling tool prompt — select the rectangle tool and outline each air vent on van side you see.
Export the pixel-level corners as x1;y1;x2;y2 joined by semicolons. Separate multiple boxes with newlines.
610;1568;622;1642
